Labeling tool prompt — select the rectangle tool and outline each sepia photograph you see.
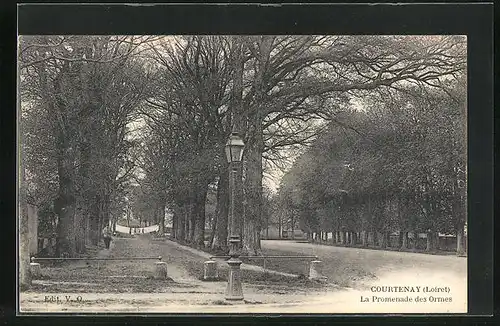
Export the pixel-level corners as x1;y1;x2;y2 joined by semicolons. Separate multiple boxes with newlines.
18;34;468;314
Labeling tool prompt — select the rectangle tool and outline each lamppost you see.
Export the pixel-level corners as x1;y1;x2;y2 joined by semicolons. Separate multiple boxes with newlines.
224;132;245;301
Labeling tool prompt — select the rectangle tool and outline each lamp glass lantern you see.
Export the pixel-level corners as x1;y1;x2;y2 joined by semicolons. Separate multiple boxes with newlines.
225;132;245;163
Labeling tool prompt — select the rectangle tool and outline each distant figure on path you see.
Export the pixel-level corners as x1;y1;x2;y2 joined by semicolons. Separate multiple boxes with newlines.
103;226;113;249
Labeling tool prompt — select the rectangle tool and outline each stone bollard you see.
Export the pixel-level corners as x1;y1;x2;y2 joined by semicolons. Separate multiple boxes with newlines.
203;260;218;281
30;262;42;279
154;261;168;280
308;260;327;281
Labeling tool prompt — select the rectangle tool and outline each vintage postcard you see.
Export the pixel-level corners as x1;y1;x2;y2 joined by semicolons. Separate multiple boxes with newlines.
18;32;469;314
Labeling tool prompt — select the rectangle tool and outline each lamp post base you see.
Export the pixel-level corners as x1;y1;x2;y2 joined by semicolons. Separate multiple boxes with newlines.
225;257;243;301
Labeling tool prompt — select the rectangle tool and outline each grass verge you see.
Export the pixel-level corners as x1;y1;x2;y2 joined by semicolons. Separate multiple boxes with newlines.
172;238;377;288
177;243;327;291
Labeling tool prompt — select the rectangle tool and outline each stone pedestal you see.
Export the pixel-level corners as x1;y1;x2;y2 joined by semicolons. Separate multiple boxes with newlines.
308;260;326;281
225;257;243;301
30;262;42;278
203;260;218;281
154;261;168;279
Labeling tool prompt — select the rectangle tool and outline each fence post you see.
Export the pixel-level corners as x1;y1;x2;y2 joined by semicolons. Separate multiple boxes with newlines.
203;260;218;281
155;261;168;279
309;260;327;281
30;260;42;279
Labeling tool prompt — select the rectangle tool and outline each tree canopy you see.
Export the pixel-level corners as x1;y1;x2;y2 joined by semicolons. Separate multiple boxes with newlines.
19;35;467;264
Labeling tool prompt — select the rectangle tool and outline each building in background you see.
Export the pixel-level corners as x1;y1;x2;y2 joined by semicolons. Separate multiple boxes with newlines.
260;225;306;240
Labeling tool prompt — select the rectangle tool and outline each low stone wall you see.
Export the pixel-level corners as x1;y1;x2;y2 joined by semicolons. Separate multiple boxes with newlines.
27;204;38;256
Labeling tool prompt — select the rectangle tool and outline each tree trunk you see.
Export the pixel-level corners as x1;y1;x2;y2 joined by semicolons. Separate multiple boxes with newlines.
373;231;379;247
89;196;100;246
362;231;368;247
351;232;357;246
177;205;186;241
54;141;77;257
456;224;466;255
384;232;390;248
161;204;166;234
74;204;86;254
426;231;436;252
77;140;91;253
411;231;418;250
187;202;194;243
97;200;104;245
177;206;183;239
172;207;178;239
85;214;91;245
180;205;185;241
256;232;262;250
401;231;409;250
278;214;282;239
194;186;208;248
19;58;32;290
209;212;216;245
242;215;260;255
19;190;31;290
380;231;389;249
49;62;81;257
241;37;273;255
242;128;263;255
212;170;229;251
426;232;432;252
367;231;372;246
55;201;76;257
184;204;190;242
157;204;164;235
434;232;440;251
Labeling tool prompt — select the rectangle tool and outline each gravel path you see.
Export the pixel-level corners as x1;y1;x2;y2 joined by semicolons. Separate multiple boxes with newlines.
261;240;467;274
260;240;467;313
261;240;467;282
20;236;467;313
